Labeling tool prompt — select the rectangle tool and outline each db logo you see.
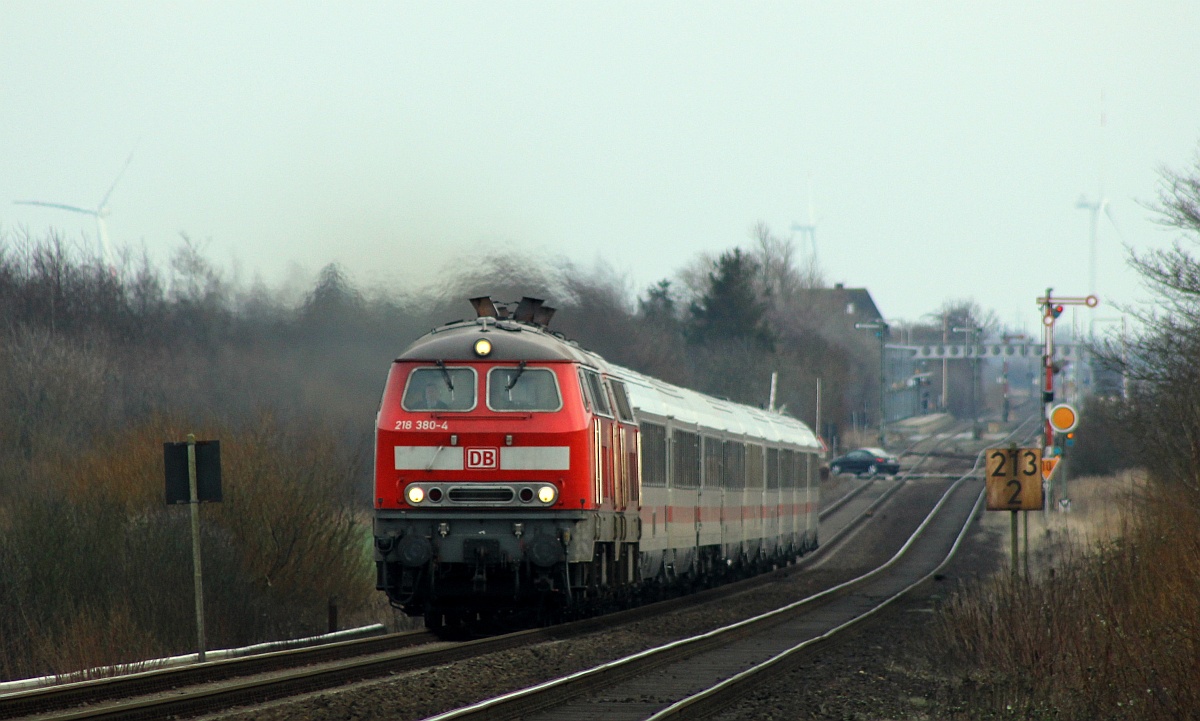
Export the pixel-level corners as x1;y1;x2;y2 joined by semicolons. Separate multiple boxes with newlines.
466;448;498;470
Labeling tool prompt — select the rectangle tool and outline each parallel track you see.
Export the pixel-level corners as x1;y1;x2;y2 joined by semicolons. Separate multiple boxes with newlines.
415;418;1041;721
0;479;890;721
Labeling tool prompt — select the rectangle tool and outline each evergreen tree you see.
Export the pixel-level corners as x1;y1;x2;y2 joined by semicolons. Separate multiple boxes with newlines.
686;249;774;350
638;279;678;326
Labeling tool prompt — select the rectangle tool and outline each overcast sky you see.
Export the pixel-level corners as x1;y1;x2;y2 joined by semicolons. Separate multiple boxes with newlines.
3;2;1198;333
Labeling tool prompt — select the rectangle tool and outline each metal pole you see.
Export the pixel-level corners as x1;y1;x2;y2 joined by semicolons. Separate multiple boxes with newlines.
815;378;822;454
1011;510;1019;580
1002;353;1010;423
855;321;889;448
969;329;978;438
1042;290;1056;519
942;313;949;411
878;331;887;447
1023;510;1029;579
187;433;207;663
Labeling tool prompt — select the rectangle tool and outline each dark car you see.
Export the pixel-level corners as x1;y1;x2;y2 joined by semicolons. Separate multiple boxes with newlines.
829;447;900;478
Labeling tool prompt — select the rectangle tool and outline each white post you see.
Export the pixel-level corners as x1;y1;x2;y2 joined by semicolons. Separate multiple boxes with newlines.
187;433;207;663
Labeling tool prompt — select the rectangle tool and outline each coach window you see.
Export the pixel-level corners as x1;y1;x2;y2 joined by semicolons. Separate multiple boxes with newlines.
402;367;477;411
582;369;613;417
723;441;746;490
640;422;667;487
672;430;700;488
703;436;722;488
766;448;780;490
780;450;795;489
746;443;764;488
609;380;636;424
487;367;562;411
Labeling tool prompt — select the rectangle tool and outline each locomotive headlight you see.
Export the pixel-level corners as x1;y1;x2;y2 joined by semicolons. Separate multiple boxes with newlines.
406;486;425;504
473;338;493;357
537;485;557;504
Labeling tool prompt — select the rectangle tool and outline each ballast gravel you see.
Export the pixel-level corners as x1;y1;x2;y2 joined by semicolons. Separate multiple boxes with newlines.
212;476;1001;721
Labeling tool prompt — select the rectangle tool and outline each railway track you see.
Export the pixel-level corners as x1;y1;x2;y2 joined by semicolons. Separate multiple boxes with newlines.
411;419;1040;721
1;473;889;721
2;419;1029;721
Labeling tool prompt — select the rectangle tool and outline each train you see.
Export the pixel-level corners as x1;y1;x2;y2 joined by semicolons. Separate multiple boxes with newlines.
372;296;822;630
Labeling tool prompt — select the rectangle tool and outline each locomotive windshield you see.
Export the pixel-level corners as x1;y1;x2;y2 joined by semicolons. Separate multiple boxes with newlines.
487;367;562;411
401;367;477;411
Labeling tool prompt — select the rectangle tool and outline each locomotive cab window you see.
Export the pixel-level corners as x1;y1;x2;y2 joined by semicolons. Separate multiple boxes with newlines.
487;366;563;411
580;368;612;417
401;367;477;411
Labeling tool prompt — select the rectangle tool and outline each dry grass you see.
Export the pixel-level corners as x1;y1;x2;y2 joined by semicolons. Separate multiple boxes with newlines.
0;414;377;682
935;471;1200;719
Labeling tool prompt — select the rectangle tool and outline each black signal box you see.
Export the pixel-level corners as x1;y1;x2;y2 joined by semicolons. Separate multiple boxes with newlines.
164;440;223;504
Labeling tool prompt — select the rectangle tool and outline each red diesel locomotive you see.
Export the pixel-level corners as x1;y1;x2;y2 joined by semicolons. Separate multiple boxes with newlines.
373;297;821;628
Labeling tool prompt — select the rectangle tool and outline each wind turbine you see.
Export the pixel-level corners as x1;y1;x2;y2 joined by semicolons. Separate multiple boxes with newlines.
789;176;818;263
14;149;135;268
1075;91;1125;308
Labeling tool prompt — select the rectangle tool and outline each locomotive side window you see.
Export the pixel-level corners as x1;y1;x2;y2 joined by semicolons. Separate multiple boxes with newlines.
609;380;636;423
641;422;668;487
401;367;477;411
672;430;700;488
746;443;764;488
487;367;563;412
581;369;613;417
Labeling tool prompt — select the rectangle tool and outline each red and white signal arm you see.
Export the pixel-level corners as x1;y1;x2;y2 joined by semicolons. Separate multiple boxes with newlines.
1048;403;1079;433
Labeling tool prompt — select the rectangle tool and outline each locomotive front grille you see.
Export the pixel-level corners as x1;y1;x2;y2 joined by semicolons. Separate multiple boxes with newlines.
448;486;515;503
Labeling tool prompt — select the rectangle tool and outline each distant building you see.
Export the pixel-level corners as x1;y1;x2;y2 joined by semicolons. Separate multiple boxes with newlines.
802;283;920;426
823;282;885;325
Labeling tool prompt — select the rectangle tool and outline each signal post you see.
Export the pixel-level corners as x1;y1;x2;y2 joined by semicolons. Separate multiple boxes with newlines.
984;291;1096;577
1036;290;1097;509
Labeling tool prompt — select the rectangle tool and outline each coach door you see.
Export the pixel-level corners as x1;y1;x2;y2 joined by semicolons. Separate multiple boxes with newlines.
700;436;722;548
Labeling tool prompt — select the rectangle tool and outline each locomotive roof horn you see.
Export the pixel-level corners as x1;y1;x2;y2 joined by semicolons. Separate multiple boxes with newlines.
513;297;542;323
470;296;499;318
471;296;555;327
532;303;556;327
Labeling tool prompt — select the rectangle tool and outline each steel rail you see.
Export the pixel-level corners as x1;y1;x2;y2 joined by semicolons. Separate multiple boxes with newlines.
648;484;986;719
1;465;924;721
7;421;1024;721
0;630;439;720
416;449;997;721
649;416;1043;719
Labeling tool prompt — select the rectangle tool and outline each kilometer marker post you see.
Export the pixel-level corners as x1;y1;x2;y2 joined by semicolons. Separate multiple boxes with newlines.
985;444;1042;578
165;434;222;664
186;434;207;663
